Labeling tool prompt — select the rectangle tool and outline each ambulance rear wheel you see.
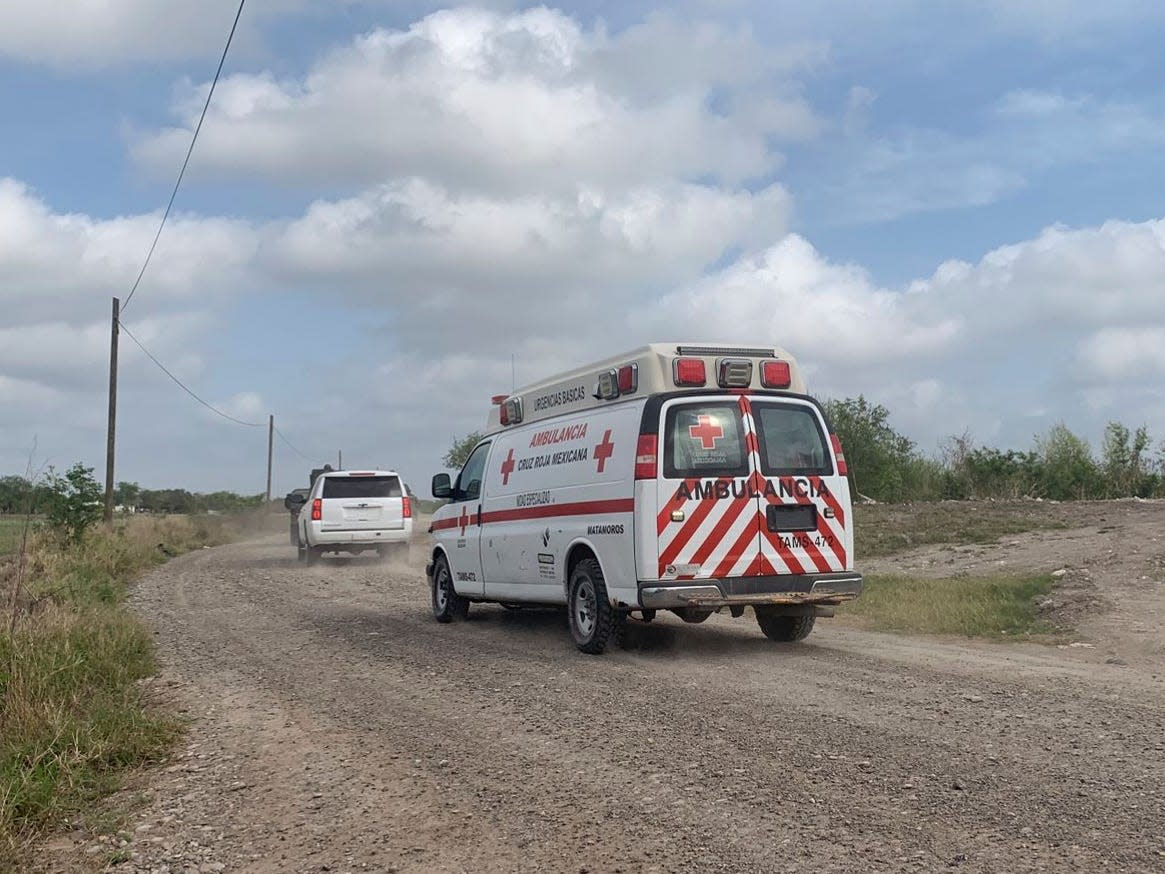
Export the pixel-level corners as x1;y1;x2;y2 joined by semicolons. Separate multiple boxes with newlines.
431;556;468;623
568;557;623;655
755;609;815;642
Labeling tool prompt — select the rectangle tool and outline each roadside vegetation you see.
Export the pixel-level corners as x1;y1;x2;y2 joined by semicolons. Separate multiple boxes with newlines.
0;464;240;867
838;573;1057;639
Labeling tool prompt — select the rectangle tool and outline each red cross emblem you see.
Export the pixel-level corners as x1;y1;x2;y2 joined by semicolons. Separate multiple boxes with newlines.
594;429;615;473
458;505;470;536
688;415;723;450
500;448;516;485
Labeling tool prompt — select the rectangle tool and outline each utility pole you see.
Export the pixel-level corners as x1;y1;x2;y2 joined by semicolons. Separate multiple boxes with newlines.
103;297;120;524
338;449;343;469
265;414;274;507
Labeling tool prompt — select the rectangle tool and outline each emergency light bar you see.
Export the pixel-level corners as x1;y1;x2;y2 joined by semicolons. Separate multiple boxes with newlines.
717;358;753;388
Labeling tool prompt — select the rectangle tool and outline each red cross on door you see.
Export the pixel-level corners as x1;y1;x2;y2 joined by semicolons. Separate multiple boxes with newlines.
458;505;470;536
688;415;724;449
500;448;516;485
594;429;615;473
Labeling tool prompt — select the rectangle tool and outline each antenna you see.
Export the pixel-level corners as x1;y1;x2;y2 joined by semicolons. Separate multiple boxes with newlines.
511;353;516;391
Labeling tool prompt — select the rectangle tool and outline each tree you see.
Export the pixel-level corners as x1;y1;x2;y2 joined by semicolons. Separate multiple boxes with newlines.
1101;422;1154;497
443;432;483;470
45;462;103;543
1035;423;1100;500
114;480;141;509
820;396;919;501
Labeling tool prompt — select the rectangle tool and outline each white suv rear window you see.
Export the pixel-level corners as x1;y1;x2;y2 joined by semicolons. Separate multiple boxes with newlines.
322;476;402;499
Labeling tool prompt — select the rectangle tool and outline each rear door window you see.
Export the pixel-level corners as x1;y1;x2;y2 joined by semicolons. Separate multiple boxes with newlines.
753;404;832;476
663;402;748;478
322;476;403;499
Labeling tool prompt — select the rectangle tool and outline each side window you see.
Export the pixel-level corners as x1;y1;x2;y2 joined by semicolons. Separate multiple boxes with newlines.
454;442;491;502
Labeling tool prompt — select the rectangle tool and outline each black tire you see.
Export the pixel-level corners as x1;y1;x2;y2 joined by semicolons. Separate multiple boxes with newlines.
431;555;469;623
639;609;656;623
568;557;624;654
755;609;815;642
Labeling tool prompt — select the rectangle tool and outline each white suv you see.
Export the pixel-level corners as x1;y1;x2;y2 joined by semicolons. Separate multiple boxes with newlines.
297;470;413;565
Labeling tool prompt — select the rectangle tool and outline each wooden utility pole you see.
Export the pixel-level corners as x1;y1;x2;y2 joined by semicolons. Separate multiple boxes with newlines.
103;297;120;524
265;414;274;506
338;449;343;469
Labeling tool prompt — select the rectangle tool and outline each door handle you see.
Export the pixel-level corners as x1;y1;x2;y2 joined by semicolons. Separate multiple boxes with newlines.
476;504;483;526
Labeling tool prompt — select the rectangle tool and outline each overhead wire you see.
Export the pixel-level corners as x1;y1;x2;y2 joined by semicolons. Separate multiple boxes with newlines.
121;0;247;313
119;322;265;428
273;426;314;462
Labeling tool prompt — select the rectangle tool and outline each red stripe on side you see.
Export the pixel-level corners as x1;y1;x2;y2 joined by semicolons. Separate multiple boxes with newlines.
430;517;461;531
481;499;634;525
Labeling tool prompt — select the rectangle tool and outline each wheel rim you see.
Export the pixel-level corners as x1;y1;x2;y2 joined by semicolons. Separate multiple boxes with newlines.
434;566;449;611
572;576;597;639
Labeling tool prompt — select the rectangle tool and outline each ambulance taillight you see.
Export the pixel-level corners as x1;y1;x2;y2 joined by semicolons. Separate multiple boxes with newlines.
830;433;848;475
761;360;792;389
634;434;658;479
673;358;706;386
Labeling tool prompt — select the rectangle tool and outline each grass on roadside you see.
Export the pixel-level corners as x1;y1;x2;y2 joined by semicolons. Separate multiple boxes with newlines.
0;518;38;557
854;502;1070;558
837;572;1057;638
0;515;235;866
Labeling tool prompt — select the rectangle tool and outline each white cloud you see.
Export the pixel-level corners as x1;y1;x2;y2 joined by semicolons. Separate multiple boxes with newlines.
133;7;820;192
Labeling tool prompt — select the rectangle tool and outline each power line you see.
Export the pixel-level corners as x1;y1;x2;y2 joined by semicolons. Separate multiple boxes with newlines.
119;321;265;428
273;426;314;462
121;0;247;313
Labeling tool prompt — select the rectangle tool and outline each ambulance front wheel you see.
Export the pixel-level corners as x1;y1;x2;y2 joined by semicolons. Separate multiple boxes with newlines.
568;556;624;655
431;555;469;623
755;608;815;642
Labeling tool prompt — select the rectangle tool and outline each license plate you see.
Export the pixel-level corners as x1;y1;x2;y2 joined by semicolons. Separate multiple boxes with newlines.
766;504;816;532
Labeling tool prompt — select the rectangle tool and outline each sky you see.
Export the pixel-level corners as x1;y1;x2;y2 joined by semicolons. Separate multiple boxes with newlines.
3;0;1165;497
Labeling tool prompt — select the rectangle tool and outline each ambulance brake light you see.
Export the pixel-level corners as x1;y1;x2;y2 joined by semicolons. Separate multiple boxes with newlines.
830;433;848;475
311;498;322;521
617;363;638;394
761;360;791;389
634;434;658;479
673;358;706;387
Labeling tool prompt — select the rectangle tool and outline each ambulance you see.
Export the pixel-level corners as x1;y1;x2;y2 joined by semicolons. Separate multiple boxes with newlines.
426;343;863;654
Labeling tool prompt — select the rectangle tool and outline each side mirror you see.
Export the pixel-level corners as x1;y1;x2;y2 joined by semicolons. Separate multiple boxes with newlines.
431;473;452;499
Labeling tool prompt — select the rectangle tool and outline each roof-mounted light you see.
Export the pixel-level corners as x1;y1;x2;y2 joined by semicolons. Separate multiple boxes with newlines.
760;360;792;389
717;358;753;388
673;357;706;387
617;363;638;395
500;397;523;426
594;369;620;401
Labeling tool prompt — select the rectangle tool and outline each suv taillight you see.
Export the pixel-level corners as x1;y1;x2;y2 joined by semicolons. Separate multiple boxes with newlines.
830;434;848;476
311;498;322;521
634;434;658;479
402;496;412;518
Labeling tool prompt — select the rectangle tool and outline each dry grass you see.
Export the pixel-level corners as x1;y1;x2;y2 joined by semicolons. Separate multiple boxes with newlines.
0;515;237;865
838;573;1057;639
854;502;1070;558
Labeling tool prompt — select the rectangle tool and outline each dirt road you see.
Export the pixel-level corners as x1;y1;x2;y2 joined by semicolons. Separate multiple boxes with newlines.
47;506;1165;873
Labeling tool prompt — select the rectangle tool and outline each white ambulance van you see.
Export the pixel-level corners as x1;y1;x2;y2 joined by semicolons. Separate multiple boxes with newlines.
426;343;862;654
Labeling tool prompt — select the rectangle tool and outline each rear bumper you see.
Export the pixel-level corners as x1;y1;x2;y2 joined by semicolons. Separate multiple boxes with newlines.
638;572;862;609
309;526;411;547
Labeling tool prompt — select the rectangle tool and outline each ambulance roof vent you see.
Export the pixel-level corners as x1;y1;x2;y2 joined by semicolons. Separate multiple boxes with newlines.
675;345;776;358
